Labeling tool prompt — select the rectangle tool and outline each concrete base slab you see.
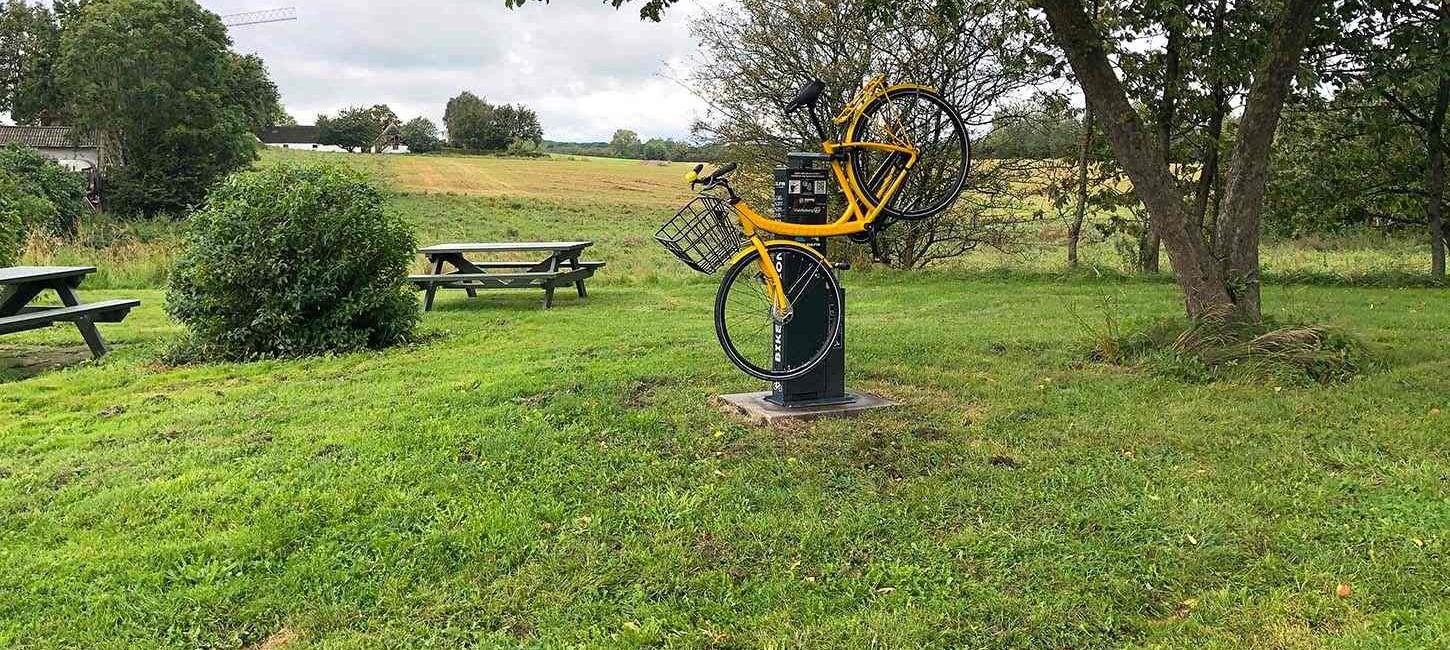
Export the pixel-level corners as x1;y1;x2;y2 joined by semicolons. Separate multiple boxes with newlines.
714;390;898;426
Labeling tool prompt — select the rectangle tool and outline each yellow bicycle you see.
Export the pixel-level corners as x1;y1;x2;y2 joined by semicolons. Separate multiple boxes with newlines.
656;76;970;380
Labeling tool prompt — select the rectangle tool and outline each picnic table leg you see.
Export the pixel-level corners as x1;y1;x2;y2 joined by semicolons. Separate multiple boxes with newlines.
424;256;446;312
563;252;588;298
0;284;44;317
543;281;555;309
52;282;109;359
447;253;479;298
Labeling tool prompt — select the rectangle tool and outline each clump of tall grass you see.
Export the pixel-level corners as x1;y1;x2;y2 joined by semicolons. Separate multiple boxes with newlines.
19;217;180;289
1090;307;1371;385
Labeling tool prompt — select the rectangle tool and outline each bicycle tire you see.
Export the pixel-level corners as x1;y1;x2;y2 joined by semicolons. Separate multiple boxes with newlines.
714;244;842;382
848;87;970;221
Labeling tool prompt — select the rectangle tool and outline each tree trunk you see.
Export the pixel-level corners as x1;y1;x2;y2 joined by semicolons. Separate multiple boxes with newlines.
1141;19;1181;275
1196;0;1229;237
1038;0;1318;321
1429;71;1448;278
1069;109;1095;268
1038;0;1233;318
1210;0;1319;322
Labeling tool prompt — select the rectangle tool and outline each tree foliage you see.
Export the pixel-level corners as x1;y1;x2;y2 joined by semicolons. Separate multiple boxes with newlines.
0;143;89;237
978;98;1083;159
443;91;544;151
541;137;721;161
610;129;641;158
318;106;384;153
224;53;284;135
687;0;1055;268
1315;0;1449;276
1266;101;1423;237
58;0;257;216
0;0;65;124
400;117;442;153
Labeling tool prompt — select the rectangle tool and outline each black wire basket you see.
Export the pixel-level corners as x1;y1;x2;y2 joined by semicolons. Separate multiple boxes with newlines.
655;195;745;274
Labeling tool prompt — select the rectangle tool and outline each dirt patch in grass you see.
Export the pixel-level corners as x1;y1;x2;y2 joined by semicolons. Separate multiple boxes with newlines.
0;345;93;381
246;627;297;650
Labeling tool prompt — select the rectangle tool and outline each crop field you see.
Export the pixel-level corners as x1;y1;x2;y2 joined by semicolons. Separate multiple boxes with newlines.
2;151;1447;649
265;149;690;207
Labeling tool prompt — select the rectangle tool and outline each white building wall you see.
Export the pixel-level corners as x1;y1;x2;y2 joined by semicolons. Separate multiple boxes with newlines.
35;146;99;168
264;142;411;154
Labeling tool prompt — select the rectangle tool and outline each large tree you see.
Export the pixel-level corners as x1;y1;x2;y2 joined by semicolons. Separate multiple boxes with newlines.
1325;0;1448;277
224;52;284;136
508;0;1326;320
318;107;383;153
0;0;65;124
60;0;255;215
1036;0;1322;321
400;117;442;153
609;129;641;158
444;91;543;151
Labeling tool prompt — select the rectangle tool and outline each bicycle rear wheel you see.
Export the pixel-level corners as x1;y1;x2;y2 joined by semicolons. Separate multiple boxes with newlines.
714;244;842;382
849;87;970;221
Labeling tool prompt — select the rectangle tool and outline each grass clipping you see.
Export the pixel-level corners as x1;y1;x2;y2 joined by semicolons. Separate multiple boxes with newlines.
1092;309;1370;385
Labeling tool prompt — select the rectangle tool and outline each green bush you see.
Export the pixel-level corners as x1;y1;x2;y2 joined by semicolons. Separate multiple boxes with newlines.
166;162;420;361
0;144;89;237
0;174;27;267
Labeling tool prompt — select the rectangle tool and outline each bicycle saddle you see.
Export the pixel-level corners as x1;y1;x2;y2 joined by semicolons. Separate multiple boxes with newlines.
784;79;825;114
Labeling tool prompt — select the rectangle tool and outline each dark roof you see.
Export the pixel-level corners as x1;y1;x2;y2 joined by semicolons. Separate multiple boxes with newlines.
258;125;321;144
0;125;95;149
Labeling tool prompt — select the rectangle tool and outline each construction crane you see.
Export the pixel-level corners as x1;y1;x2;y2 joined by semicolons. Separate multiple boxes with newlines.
220;7;297;28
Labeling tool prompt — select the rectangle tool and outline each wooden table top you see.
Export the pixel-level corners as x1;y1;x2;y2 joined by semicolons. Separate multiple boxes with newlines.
419;242;593;255
0;266;96;285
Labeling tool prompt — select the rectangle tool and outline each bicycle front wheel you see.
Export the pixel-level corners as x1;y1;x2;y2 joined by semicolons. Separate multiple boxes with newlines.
849;87;970;221
714;244;842;382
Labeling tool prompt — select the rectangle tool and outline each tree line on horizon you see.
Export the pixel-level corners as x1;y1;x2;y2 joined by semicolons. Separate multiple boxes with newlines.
538;129;723;162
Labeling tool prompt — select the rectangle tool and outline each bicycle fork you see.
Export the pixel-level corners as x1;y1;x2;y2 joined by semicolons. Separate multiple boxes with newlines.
745;236;794;324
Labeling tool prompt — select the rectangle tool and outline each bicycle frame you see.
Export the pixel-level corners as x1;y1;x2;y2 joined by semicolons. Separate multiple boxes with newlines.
721;76;935;318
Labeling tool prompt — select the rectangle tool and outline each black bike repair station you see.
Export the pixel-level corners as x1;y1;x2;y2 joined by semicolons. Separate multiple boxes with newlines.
768;152;853;408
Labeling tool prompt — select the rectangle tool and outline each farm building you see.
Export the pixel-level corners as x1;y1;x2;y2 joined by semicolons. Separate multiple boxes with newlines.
0;125;108;173
258;124;409;154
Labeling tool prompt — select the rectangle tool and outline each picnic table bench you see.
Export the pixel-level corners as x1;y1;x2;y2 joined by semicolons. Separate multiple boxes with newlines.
410;241;604;310
0;266;139;358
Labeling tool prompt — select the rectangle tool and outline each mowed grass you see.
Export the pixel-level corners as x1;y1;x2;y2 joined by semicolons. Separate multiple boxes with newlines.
263;149;691;207
2;151;1448;648
24;150;1442;289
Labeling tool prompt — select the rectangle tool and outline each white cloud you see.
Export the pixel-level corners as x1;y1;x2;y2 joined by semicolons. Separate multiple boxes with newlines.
206;0;707;141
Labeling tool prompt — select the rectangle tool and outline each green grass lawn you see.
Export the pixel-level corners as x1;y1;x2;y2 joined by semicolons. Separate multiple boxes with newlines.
3;152;1447;648
2;274;1447;648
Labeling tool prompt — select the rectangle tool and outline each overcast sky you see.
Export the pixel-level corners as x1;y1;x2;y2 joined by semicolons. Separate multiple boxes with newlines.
202;0;708;141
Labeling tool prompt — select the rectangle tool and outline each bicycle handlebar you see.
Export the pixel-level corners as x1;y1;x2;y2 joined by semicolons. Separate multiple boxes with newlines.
688;162;738;189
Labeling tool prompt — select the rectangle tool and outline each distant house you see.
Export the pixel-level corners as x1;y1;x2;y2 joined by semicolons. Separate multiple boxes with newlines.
258;125;336;152
0;125;105;173
373;120;408;154
259;124;410;154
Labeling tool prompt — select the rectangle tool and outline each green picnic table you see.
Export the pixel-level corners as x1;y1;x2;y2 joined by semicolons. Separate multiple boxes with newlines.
0;266;139;358
409;242;604;310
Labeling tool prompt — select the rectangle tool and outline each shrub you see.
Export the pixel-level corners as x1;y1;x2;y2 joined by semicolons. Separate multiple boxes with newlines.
0;174;28;267
166;162;419;361
0;144;89;237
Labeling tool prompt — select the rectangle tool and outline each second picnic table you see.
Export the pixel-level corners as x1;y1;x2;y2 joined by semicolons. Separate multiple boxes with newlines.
0;266;139;358
410;241;604;311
